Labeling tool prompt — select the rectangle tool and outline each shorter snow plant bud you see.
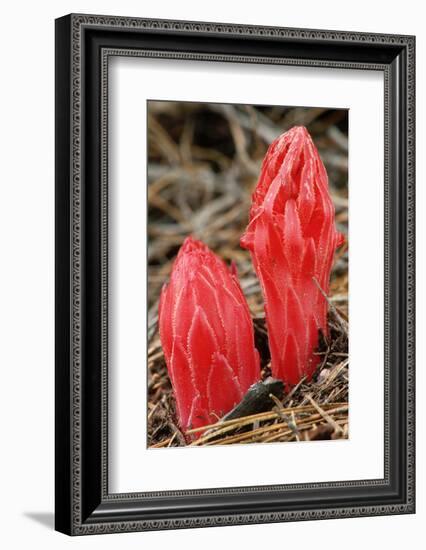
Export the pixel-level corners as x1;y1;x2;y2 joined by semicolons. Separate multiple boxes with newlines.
158;237;260;431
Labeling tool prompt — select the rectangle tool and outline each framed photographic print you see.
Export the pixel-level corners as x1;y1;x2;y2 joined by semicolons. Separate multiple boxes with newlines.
55;14;415;535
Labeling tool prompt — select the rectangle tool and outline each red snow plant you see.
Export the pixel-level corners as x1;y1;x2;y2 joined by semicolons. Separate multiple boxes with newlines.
158;237;260;431
241;126;343;385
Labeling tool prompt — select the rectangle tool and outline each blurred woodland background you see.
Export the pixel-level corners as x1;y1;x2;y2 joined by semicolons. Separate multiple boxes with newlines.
147;102;349;448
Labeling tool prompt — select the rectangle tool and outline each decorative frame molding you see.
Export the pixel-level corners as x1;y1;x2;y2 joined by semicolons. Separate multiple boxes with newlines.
55;14;415;535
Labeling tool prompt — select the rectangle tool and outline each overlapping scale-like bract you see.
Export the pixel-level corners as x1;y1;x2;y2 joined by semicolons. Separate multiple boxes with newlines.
158;237;260;432
241;126;343;385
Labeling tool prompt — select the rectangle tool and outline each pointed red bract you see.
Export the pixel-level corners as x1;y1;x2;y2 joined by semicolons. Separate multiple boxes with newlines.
241;126;344;385
158;237;260;432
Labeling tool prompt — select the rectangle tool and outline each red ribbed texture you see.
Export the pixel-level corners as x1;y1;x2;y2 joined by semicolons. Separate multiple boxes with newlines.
159;237;260;431
241;126;344;385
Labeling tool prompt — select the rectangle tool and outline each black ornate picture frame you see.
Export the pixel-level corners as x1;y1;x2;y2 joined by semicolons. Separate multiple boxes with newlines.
55;14;415;535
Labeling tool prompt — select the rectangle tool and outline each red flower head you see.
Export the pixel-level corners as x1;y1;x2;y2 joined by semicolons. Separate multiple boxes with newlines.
241;126;344;385
158;237;260;432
